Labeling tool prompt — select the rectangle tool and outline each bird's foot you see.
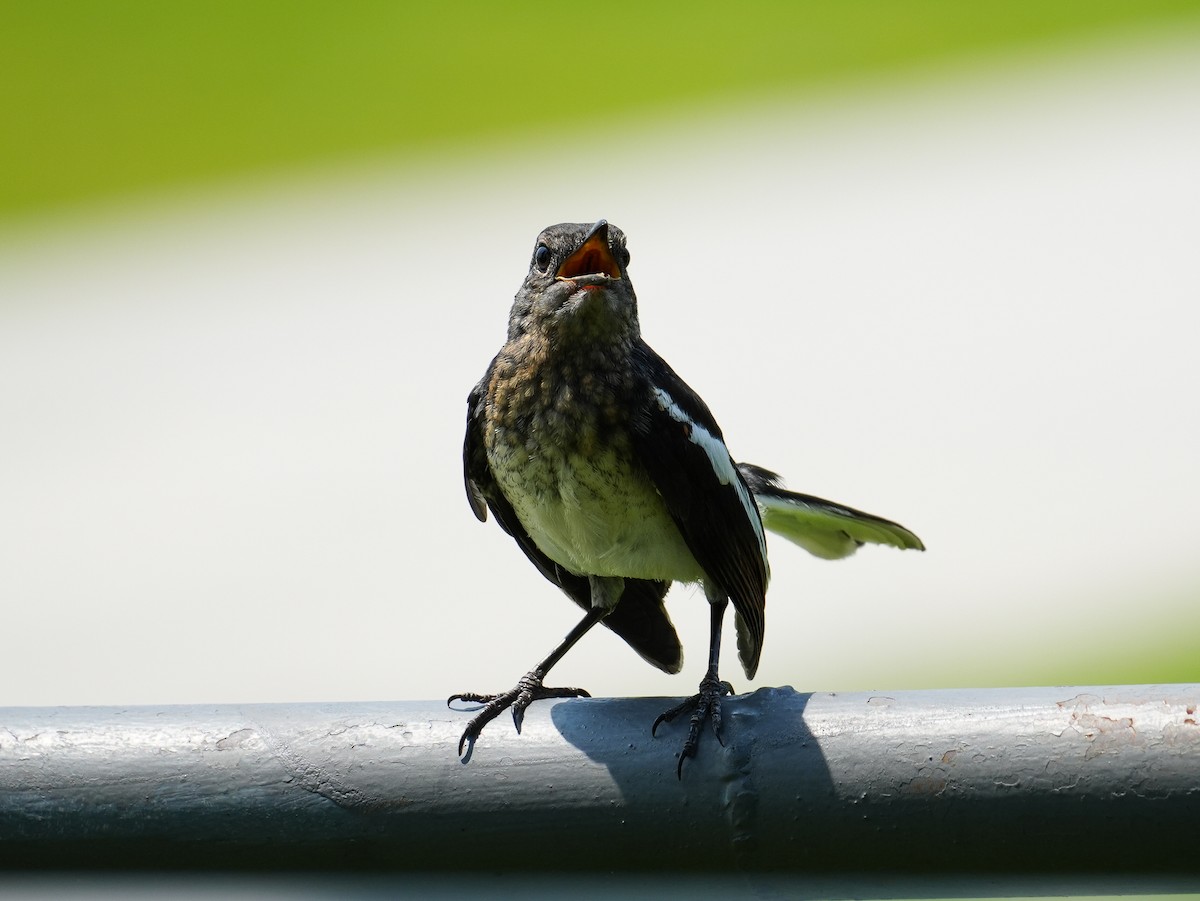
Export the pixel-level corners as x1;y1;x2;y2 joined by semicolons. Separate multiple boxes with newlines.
652;674;734;778
448;669;590;757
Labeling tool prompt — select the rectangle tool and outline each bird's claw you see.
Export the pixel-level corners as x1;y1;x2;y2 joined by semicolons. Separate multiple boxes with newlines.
449;669;590;757
651;676;734;778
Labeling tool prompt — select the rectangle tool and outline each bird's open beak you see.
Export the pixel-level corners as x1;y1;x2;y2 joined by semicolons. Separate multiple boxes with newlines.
556;220;621;280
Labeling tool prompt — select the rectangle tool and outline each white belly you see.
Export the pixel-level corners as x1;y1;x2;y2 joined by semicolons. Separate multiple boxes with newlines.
496;447;705;584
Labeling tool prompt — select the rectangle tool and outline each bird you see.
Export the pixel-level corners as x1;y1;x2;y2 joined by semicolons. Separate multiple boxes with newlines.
453;220;924;775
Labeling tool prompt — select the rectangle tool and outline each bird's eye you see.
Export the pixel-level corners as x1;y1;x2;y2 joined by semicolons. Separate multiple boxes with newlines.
533;244;552;272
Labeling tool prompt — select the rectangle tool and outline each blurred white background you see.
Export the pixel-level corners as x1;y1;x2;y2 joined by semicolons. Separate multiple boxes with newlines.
2;29;1197;707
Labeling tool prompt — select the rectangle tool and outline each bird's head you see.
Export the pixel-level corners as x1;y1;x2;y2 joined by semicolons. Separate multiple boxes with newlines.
507;220;640;344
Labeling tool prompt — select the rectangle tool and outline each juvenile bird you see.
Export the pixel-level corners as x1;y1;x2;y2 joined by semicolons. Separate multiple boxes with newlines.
454;220;923;775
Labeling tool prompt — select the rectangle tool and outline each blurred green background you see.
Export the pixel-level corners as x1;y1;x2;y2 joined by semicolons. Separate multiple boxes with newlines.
1;0;1197;709
4;0;1199;221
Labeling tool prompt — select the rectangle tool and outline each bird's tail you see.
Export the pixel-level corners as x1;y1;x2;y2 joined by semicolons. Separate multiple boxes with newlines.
737;462;925;560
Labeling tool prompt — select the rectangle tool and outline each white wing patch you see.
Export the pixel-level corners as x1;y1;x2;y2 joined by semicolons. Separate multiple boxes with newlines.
652;387;768;565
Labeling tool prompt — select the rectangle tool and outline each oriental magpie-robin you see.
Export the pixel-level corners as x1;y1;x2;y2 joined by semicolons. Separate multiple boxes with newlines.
454;220;923;775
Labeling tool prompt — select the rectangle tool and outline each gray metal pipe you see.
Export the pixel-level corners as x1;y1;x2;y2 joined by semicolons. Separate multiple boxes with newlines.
1;685;1197;871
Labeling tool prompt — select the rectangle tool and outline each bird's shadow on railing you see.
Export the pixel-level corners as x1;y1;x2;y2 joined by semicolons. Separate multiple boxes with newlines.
550;685;834;867
551;685;825;775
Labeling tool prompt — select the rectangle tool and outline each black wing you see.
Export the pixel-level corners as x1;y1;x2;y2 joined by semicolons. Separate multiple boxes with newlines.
463;369;683;674
628;343;770;678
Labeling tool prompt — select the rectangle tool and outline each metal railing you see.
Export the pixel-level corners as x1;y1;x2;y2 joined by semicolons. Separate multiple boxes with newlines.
1;684;1196;872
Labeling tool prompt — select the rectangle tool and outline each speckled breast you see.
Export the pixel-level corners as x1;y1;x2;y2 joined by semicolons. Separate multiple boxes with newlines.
483;338;704;584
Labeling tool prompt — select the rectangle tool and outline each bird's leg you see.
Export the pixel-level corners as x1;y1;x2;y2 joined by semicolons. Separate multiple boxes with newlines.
653;596;734;778
449;605;605;757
